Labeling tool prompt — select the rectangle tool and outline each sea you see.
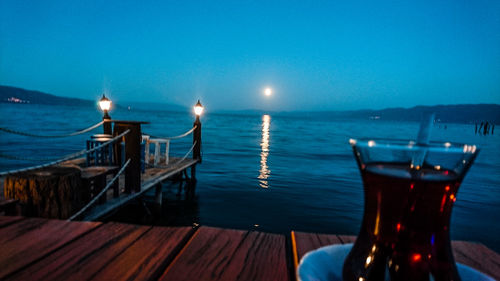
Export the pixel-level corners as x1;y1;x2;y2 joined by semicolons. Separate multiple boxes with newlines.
1;103;499;252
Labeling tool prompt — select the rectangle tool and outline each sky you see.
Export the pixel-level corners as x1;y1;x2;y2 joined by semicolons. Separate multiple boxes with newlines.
0;0;499;111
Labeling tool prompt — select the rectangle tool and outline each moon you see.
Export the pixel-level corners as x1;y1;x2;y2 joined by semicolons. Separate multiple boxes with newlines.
264;88;272;96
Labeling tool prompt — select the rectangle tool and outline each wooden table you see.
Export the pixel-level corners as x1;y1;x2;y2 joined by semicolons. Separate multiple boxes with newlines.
0;216;498;281
80;166;120;202
291;231;500;280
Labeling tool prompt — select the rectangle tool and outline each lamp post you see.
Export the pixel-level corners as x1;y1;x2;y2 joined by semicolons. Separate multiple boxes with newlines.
99;94;112;135
193;100;203;164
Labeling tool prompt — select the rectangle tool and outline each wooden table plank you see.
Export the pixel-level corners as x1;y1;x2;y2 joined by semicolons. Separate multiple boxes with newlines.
5;222;150;281
0;215;23;228
293;232;500;280
292;231;343;267
0;218;100;279
93;226;194;281
452;240;500;280
159;226;289;281
337;235;356;244
0;217;48;243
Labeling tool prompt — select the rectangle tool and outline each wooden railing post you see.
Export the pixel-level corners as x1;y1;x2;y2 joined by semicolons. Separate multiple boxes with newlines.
103;118;112;135
191;116;202;182
113;121;148;193
193;117;202;163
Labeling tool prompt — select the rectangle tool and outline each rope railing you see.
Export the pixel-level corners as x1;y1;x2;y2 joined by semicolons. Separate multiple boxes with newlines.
0;121;104;138
180;141;197;162
145;125;196;140
68;159;131;221
0;129;130;177
145;141;196;169
143;126;197;165
0;153;64;162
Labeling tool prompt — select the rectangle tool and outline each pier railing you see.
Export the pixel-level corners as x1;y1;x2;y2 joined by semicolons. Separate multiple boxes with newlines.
0;117;202;177
0;128;130;176
143;125;197;166
0;120;104;138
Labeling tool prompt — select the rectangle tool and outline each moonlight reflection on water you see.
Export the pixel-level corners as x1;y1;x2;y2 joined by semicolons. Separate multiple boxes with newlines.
258;114;271;188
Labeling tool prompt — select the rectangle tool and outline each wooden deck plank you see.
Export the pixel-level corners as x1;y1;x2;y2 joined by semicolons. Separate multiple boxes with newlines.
93;226;195;281
0;218;100;279
0;215;23;228
293;232;500;280
141;158;198;184
5;222;150;281
83;158;197;221
159;227;289;281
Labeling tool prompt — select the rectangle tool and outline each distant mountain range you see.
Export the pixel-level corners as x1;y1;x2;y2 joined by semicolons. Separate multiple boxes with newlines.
1;85;498;123
0;85;187;112
0;85;95;106
214;105;499;124
309;104;500;124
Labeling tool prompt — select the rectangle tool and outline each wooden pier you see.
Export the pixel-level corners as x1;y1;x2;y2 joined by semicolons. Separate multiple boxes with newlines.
0;216;498;281
1;116;202;221
79;156;199;221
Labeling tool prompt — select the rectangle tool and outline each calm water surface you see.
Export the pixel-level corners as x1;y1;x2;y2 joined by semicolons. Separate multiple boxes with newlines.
1;103;499;251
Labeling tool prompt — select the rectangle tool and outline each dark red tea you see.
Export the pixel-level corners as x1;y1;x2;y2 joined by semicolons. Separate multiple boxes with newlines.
343;163;462;281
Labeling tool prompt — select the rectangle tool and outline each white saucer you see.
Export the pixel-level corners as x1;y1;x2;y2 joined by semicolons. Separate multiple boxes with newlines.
297;243;495;281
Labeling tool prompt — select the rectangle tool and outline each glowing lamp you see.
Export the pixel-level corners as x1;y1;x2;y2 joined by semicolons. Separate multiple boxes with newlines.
194;100;204;116
99;94;112;112
98;94;112;134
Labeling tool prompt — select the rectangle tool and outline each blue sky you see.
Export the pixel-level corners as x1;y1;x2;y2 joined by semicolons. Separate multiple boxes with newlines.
1;0;499;111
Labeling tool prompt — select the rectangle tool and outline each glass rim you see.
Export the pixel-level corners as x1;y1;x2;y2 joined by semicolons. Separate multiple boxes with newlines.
349;137;479;154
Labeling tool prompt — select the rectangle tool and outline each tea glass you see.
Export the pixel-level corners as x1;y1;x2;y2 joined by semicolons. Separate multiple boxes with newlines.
343;139;479;281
